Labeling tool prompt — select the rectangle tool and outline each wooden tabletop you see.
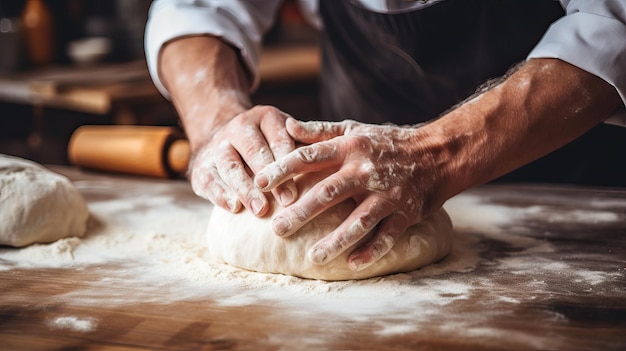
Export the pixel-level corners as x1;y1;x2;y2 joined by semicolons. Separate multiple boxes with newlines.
1;167;625;351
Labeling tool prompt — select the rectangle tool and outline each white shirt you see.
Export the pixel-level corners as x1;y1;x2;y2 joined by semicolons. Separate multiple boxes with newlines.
145;0;626;126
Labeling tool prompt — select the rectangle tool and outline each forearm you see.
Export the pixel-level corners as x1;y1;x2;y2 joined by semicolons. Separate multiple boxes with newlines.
421;58;621;201
159;36;252;151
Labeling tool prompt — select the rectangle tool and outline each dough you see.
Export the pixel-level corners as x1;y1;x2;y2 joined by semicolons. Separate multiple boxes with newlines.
0;154;90;247
206;172;453;281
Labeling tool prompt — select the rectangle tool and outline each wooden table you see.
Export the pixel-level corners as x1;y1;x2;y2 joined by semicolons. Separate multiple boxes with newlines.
1;167;625;351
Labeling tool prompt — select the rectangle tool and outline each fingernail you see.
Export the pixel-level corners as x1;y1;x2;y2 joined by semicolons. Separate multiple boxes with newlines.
279;188;294;206
255;174;269;189
309;247;328;264
250;198;264;215
273;217;291;236
348;257;363;271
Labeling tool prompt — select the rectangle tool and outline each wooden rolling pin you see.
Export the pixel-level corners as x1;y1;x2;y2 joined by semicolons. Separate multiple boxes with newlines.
68;125;190;178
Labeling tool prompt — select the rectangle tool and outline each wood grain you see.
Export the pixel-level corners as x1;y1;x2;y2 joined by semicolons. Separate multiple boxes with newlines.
1;167;625;351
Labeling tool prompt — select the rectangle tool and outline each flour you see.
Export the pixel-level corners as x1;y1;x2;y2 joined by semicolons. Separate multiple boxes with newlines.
1;178;623;350
48;316;97;333
0;178;474;308
375;324;417;336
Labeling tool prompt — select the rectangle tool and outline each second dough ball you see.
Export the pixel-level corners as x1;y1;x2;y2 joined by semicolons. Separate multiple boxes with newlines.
0;154;90;247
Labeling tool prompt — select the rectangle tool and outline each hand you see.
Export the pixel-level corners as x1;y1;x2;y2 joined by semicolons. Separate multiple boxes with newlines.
159;37;298;216
254;59;623;272
254;118;447;271
189;106;298;216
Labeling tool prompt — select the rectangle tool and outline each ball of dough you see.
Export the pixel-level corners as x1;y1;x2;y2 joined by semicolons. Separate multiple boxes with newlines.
0;154;90;247
206;172;453;281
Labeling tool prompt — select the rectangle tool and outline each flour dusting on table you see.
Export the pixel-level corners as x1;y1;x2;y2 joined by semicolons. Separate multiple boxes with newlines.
48;316;97;333
1;179;624;349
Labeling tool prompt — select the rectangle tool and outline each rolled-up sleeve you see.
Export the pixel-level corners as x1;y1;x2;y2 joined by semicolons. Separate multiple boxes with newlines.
145;0;283;99
527;0;626;126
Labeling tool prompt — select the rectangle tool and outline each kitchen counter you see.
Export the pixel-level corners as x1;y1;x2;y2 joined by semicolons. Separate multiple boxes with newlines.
1;167;625;351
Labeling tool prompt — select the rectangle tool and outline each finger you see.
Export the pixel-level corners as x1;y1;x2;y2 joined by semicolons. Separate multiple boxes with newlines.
255;140;342;191
229;118;276;173
270;171;360;237
260;111;298;206
347;213;410;271
191;162;242;212
307;196;394;265
229;107;298;206
216;141;269;216
260;110;295;158
286;117;358;143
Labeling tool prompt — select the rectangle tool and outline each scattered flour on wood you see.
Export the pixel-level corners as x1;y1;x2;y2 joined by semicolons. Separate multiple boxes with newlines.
1;180;622;347
48;316;97;333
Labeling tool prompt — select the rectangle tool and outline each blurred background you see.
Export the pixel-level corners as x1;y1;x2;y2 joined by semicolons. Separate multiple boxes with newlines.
0;0;624;186
0;0;150;69
0;0;319;165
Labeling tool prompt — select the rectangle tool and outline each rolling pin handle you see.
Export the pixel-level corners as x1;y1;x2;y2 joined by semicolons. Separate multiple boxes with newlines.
68;125;191;178
164;138;191;176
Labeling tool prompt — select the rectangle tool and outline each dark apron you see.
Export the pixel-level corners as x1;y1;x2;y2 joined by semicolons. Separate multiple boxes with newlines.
318;0;565;124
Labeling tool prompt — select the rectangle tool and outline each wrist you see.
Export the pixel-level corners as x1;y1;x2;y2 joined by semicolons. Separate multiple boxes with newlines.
409;121;464;207
159;36;252;150
184;89;250;150
413;58;621;201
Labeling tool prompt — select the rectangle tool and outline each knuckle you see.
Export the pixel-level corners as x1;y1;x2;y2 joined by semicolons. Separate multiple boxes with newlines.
294;120;338;137
319;121;341;134
289;205;310;223
351;213;377;235
230;112;249;127
248;144;273;164
344;135;369;151
295;142;338;163
334;234;352;252
276;160;289;178
191;178;219;203
254;105;283;120
229;112;243;123
259;160;288;185
250;104;270;114
340;119;359;134
217;139;232;152
221;160;240;173
269;133;293;152
192;164;217;189
241;129;265;148
370;235;393;260
315;182;340;204
295;146;318;163
192;172;210;191
358;162;376;177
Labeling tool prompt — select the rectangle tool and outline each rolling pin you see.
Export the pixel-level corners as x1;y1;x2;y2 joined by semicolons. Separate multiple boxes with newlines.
68;125;190;178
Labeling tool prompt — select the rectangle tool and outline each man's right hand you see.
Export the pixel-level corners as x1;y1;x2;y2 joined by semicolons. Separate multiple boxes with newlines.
188;105;298;216
159;36;297;216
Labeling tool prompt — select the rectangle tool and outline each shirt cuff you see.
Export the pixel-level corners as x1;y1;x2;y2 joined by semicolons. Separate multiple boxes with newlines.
528;11;626;127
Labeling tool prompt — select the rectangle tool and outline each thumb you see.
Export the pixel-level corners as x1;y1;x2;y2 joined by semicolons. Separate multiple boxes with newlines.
286;118;356;143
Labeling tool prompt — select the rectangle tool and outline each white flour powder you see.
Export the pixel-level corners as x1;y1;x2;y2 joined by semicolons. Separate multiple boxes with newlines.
1;179;623;348
48;316;97;333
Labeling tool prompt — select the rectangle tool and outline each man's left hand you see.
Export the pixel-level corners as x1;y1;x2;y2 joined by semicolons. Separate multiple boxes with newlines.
254;118;446;272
